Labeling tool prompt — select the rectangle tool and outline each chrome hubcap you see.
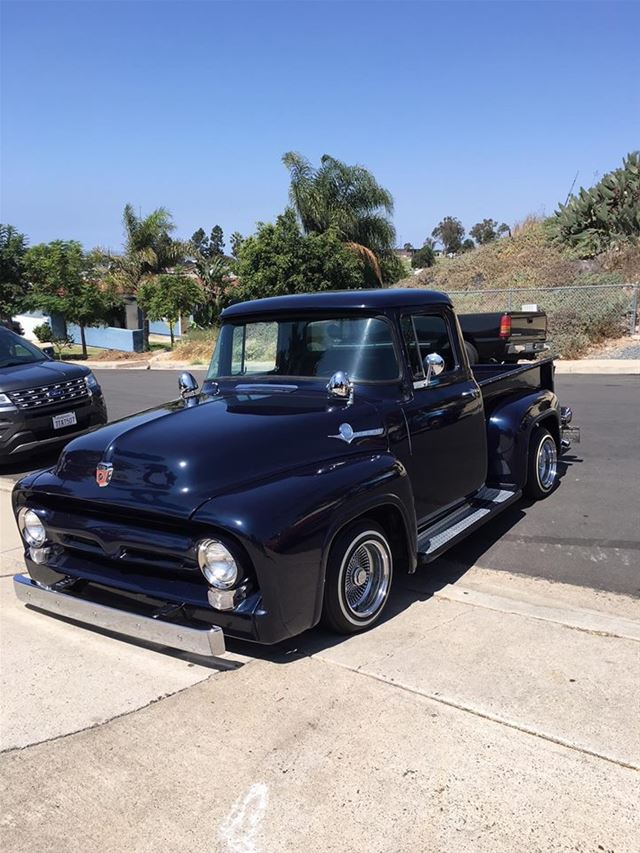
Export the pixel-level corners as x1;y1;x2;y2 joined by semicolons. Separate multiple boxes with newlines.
343;538;391;618
537;436;558;490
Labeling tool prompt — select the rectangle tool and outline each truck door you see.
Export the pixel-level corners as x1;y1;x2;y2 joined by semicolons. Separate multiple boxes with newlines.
399;308;487;524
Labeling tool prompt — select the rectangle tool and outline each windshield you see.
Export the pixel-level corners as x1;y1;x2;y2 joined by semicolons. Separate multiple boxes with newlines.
207;315;400;382
0;328;47;368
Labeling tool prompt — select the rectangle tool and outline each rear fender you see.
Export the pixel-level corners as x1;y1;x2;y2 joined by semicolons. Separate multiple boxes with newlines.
486;390;560;489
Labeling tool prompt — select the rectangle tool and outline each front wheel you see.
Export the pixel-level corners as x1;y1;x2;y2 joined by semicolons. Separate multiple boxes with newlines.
322;520;393;634
524;427;558;499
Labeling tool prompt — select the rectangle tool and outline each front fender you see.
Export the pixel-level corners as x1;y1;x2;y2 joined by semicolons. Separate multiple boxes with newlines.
192;451;414;641
486;390;560;488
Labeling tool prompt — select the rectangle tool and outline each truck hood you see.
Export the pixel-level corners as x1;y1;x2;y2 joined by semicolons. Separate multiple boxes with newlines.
43;390;387;518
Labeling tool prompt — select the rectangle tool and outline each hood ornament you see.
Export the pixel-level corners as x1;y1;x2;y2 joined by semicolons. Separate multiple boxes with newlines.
329;423;384;444
95;462;114;487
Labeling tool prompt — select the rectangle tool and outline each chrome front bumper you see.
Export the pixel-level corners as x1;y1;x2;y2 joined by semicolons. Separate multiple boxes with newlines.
13;574;226;657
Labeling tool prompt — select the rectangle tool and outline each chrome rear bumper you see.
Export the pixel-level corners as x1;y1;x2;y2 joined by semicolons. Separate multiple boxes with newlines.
13;574;226;657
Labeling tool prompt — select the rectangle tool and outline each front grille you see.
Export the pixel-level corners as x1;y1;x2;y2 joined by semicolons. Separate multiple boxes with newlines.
8;377;89;411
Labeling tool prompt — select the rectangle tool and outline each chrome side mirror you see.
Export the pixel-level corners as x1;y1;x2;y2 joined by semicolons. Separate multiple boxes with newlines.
179;371;199;400
423;353;445;384
327;370;354;405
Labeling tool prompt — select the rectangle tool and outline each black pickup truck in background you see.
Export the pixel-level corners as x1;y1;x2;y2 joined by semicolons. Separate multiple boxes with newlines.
459;309;548;364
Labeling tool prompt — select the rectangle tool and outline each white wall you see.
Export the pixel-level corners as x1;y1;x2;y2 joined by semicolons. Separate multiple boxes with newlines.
13;311;50;339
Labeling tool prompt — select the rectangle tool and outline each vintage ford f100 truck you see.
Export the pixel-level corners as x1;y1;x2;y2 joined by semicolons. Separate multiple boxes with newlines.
12;290;579;656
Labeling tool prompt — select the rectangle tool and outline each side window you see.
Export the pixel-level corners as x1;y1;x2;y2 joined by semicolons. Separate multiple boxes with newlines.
401;312;458;380
230;323;278;375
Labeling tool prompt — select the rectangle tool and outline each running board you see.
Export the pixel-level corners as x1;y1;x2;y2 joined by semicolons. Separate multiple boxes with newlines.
417;486;521;563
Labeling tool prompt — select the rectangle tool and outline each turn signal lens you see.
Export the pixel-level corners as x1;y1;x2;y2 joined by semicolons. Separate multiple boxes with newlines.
197;539;239;589
18;508;47;547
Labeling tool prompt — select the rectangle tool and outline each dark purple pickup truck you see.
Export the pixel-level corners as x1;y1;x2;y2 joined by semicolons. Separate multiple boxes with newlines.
11;290;578;657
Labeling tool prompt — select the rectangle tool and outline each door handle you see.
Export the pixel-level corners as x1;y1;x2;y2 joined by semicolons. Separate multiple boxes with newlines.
461;389;480;399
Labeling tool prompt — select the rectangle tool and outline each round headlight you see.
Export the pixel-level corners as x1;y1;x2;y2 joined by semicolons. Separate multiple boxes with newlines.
197;539;238;589
18;508;46;547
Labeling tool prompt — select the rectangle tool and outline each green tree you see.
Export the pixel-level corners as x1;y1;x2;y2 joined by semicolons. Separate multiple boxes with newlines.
460;238;476;253
403;242;415;252
235;209;366;302
190;226;233;326
469;218;499;245
0;225;28;320
431;217;465;255
230;232;244;258
23;241;121;357
137;274;203;348
282;152;396;285
111;204;188;349
553;151;640;257
411;244;436;269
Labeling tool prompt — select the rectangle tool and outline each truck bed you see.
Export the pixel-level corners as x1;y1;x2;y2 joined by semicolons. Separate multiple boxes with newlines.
472;357;555;405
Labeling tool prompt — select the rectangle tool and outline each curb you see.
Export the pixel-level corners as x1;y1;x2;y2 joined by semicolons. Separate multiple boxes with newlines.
554;359;640;375
436;583;640;642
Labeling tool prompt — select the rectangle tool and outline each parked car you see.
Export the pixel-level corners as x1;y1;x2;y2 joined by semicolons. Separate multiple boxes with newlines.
0;326;107;464
12;290;578;656
459;309;548;364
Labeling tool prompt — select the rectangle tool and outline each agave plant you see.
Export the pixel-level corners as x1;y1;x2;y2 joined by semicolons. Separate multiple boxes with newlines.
554;151;640;257
282;152;396;285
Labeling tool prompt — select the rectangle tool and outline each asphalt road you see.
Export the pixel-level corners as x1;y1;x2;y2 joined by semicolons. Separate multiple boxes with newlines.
3;370;639;597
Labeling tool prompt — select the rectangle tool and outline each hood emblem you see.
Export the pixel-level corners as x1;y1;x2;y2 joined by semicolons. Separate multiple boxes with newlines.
95;462;114;487
329;423;384;444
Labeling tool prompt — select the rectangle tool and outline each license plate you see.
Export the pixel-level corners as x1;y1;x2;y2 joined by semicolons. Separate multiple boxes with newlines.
52;411;77;430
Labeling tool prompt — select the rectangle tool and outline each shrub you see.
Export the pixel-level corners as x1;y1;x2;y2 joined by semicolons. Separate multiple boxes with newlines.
411;245;436;269
32;322;52;342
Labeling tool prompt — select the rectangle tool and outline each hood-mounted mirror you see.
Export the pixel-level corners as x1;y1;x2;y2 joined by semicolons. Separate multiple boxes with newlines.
179;372;199;405
423;353;445;385
327;370;354;406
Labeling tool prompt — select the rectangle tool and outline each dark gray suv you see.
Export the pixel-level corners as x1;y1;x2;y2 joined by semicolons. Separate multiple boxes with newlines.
0;327;107;464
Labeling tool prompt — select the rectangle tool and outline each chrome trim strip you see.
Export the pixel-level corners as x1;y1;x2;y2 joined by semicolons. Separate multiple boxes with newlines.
328;423;385;444
235;383;298;394
13;574;225;657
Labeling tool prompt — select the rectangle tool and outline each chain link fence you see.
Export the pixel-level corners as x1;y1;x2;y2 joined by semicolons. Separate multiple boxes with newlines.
444;283;639;358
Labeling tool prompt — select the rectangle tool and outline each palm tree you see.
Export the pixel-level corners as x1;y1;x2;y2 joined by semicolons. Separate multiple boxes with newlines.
282;153;396;286
112;205;187;349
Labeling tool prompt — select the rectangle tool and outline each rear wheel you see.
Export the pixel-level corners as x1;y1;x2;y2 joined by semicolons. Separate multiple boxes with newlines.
322;520;393;634
464;340;479;365
525;427;558;499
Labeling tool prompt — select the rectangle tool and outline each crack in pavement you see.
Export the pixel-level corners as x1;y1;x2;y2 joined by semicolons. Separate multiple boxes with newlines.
317;656;640;773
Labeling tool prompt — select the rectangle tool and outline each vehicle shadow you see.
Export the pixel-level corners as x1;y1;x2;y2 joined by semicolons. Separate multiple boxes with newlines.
227;451;585;665
0;449;61;481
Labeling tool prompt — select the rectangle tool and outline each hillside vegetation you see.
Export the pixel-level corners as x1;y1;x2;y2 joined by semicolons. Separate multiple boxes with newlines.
397;219;639;358
398;218;640;292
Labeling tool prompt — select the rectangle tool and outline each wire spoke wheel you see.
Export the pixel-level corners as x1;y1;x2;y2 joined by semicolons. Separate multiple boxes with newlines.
342;537;391;620
323;520;394;634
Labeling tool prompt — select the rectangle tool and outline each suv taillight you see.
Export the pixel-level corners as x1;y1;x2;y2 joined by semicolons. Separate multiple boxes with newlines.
499;313;511;339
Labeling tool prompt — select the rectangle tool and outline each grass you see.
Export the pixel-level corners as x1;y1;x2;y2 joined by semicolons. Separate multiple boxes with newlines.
51;338;171;361
169;327;218;362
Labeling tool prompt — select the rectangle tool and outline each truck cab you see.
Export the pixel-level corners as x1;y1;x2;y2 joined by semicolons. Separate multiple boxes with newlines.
12;290;578;655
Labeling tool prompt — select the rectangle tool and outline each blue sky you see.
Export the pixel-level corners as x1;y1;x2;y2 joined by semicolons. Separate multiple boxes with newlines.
1;0;638;252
